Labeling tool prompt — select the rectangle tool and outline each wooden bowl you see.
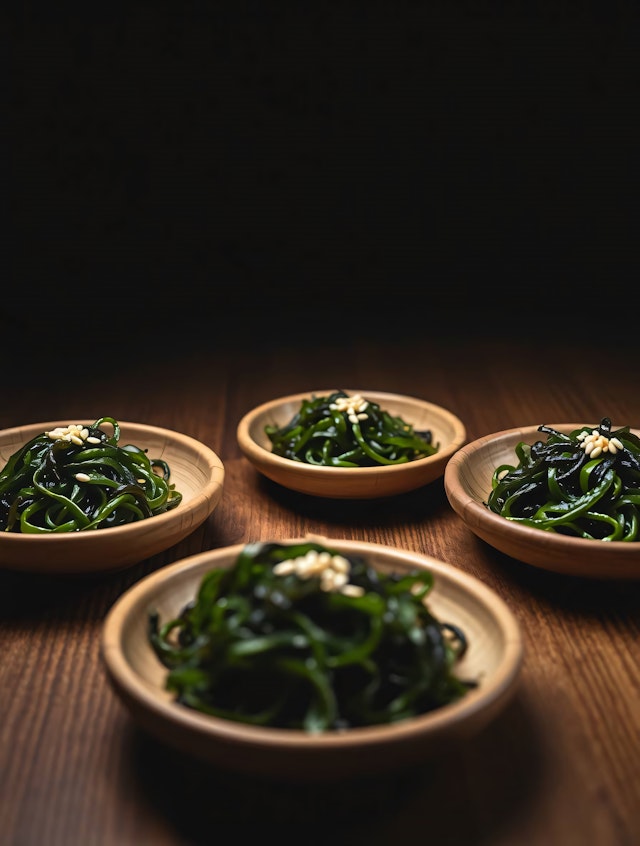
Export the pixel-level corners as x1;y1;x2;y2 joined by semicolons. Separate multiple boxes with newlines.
0;420;225;575
101;537;523;781
236;390;467;499
444;424;640;579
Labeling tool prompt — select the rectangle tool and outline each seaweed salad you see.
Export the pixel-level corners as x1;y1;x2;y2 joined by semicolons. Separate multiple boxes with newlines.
0;416;182;533
486;418;640;541
149;540;476;733
265;391;439;467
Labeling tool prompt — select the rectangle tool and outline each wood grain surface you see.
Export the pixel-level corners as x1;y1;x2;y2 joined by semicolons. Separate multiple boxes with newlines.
1;335;638;846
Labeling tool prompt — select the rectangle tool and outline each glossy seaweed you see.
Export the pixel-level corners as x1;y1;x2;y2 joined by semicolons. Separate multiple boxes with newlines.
486;418;640;541
265;391;439;467
148;540;475;733
0;416;182;533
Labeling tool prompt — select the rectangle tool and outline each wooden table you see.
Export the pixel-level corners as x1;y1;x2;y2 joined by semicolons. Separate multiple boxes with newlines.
1;333;639;846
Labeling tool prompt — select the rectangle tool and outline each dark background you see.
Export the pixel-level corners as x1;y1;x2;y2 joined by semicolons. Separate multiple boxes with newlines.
9;4;639;369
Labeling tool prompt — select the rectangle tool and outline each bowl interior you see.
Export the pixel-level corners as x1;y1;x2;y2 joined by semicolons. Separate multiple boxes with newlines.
444;424;640;578
238;390;467;499
102;538;523;779
0;420;225;574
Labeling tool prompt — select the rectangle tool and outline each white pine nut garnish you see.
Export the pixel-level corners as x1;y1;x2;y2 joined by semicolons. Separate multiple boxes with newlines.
579;429;623;457
330;555;350;573
275;549;363;596
320;569;337;591
75;472;91;482
46;424;93;444
330;393;370;424
341;583;365;598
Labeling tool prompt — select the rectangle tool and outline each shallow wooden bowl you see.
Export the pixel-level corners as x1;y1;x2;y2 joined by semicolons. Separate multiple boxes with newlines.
444;424;640;579
236;390;467;499
101;537;523;781
0;420;225;575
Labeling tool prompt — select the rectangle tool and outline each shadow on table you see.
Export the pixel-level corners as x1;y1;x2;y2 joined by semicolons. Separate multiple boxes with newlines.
252;471;451;527
472;541;640;621
128;691;544;846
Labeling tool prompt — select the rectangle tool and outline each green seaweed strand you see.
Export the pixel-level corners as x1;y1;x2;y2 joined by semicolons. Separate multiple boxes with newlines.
0;417;183;533
148;541;475;733
487;418;640;542
265;391;439;468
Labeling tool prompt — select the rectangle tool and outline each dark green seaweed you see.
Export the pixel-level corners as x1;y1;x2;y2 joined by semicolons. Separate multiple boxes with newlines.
265;391;439;467
0;416;182;533
486;418;640;541
148;540;476;733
